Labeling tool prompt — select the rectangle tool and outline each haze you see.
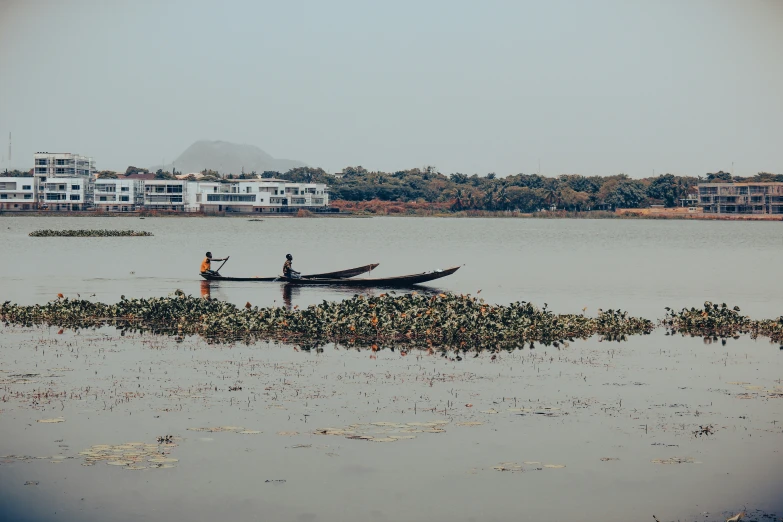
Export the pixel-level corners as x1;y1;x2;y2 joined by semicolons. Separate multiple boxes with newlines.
1;0;782;177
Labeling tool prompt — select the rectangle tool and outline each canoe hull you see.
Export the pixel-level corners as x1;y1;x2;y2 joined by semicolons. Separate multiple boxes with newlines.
199;263;379;282
280;266;461;287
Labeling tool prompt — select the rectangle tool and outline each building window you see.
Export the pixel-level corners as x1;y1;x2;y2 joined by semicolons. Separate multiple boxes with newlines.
70;195;80;201
24;194;31;199
71;185;79;191
120;195;129;202
0;194;6;199
22;185;31;190
121;186;129;192
35;159;48;166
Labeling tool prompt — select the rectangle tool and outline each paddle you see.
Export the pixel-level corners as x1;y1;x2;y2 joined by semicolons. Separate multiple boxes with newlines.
214;256;230;275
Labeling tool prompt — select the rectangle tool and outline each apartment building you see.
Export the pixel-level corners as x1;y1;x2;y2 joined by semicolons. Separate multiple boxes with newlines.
41;177;92;211
189;179;329;213
34;152;95;178
2;152;331;213
94;179;143;212
0;177;36;210
698;182;783;214
143;180;186;211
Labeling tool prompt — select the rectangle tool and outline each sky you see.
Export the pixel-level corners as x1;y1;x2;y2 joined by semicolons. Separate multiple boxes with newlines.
1;0;782;177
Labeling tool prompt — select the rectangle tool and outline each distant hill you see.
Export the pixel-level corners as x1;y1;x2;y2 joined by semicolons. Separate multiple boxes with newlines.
151;140;305;175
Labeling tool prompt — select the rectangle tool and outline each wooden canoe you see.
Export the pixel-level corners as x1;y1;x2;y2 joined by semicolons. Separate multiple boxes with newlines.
280;266;461;287
199;263;379;282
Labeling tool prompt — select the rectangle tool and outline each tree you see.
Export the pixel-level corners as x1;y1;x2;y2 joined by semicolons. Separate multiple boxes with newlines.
262;171;280;179
647;174;682;207
506;186;546;212
125;166;149;176
449;173;469;184
96;170;118;179
558;187;590;211
604;179;649;209
2;169;31;177
706;171;732;183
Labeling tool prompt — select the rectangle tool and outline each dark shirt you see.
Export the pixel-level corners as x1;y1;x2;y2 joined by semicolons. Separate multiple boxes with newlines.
283;259;293;275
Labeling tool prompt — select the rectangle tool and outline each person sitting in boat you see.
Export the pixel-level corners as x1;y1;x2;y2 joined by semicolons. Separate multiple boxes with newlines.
200;252;228;276
283;253;301;279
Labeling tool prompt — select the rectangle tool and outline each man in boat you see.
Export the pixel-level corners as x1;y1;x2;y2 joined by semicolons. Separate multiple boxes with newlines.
200;252;229;276
283;253;301;279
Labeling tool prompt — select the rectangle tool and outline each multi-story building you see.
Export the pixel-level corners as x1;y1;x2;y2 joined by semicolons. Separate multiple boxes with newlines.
143;180;186;211
41;177;92;211
34;152;95;177
698;182;783;215
33;152;95;209
0;177;36;210
94;179;143;212
187;179;330;213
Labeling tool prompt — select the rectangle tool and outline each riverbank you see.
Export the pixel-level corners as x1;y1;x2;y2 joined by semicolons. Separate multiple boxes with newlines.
3;207;780;220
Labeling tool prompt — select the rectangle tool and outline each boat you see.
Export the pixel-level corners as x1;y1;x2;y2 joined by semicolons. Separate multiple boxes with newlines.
280;266;461;287
200;263;379;282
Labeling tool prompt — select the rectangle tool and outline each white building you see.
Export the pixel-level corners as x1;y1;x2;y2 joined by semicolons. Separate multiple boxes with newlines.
41;177;91;211
187;179;329;213
0;177;36;211
34;152;95;178
33;152;95;210
143;180;186;211
94;178;143;212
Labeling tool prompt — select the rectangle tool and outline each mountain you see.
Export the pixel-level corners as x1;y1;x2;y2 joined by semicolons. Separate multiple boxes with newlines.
151;140;306;175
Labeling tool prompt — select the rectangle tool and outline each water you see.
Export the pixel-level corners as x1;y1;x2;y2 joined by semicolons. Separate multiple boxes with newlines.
2;215;782;318
1;216;782;522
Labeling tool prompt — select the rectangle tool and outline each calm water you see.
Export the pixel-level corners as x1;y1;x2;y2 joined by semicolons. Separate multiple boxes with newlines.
2;215;782;318
1;216;782;522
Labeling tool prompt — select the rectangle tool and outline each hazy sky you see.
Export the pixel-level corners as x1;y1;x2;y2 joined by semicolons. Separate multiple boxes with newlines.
1;0;782;176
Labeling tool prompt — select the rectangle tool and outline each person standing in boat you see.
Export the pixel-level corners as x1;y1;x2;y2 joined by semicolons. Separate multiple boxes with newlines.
283;253;301;279
200;252;228;276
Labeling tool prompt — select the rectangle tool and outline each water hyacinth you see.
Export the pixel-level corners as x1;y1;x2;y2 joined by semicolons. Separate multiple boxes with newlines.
0;292;654;351
29;230;153;237
662;301;783;343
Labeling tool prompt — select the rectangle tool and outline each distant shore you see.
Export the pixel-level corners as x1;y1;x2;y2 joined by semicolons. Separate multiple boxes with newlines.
1;209;780;221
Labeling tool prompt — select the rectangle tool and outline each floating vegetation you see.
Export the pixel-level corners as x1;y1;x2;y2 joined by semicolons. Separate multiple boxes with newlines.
0;293;654;351
79;441;178;469
29;229;153;237
651;457;699;464
493;462;524;472
315;420;449;441
186;426;258;433
663;302;783;343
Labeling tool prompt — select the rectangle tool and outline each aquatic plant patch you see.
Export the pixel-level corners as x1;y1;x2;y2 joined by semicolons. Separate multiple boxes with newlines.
663;302;783;343
29;230;153;237
315;419;449;441
79;441;178;469
0;292;654;351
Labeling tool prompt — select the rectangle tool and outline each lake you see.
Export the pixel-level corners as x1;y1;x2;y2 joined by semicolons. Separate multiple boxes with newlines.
2;215;782;317
0;216;781;522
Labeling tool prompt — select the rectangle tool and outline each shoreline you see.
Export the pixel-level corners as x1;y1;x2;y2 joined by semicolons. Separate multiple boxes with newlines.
1;210;781;220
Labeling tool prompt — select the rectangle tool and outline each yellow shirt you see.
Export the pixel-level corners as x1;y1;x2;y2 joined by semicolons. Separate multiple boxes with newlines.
200;257;210;273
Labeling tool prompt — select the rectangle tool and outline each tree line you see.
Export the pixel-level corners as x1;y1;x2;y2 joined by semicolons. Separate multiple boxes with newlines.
8;166;783;212
272;167;783;212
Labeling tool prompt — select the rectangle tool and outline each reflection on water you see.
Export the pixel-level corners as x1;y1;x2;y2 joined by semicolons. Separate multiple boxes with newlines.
200;280;211;299
282;284;297;310
0;325;781;522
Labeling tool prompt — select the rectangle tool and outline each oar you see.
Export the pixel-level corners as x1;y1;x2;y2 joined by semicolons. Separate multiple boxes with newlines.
214;256;230;274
